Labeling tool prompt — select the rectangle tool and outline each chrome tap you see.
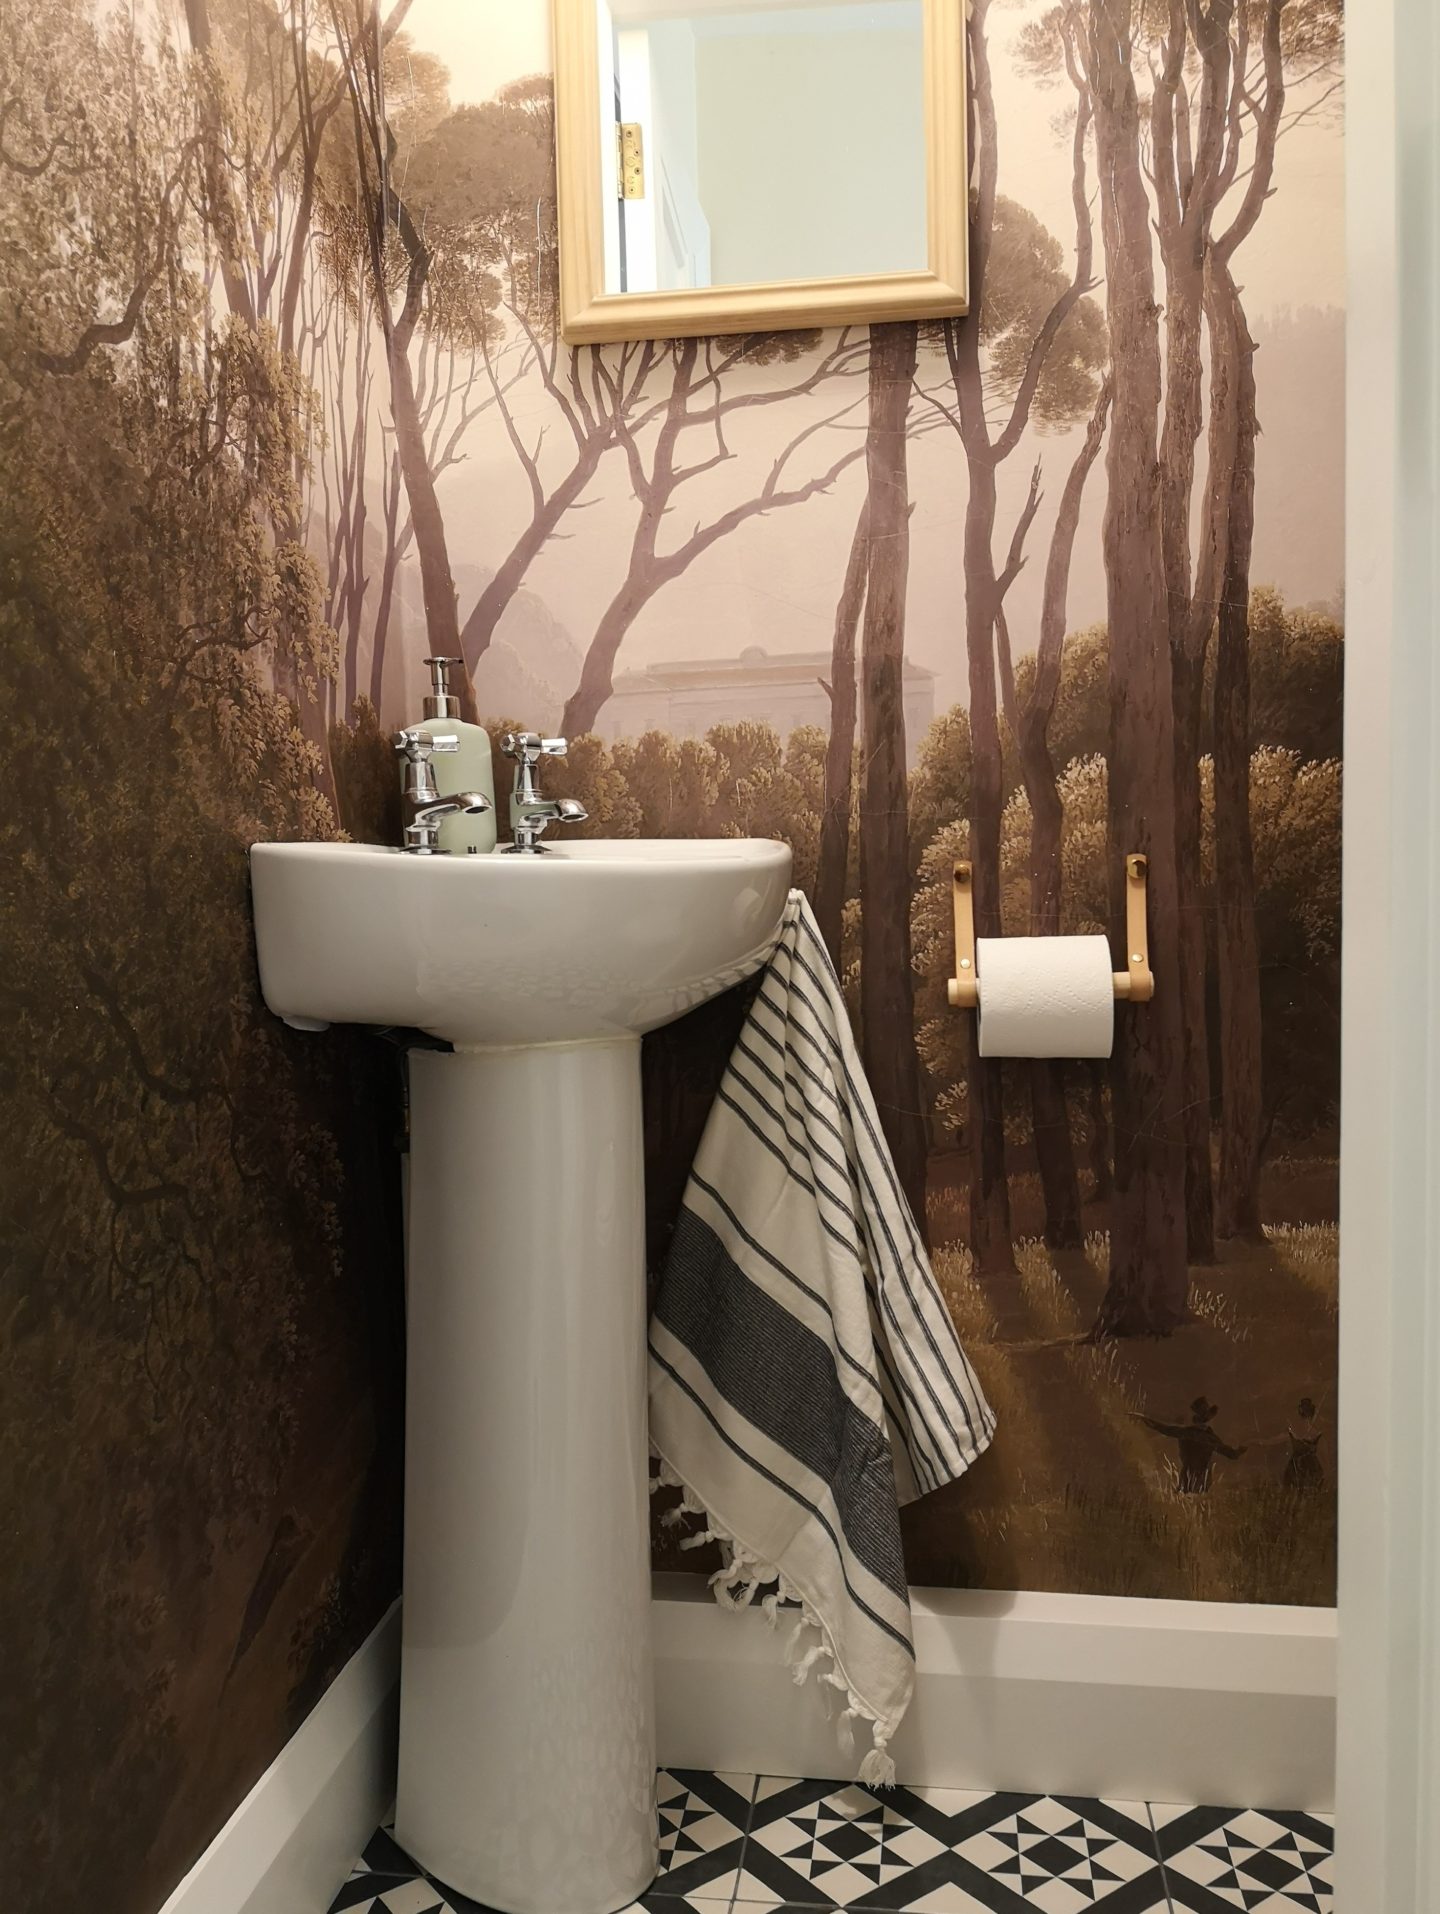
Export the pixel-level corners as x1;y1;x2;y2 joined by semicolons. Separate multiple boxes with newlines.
500;732;588;854
394;727;492;855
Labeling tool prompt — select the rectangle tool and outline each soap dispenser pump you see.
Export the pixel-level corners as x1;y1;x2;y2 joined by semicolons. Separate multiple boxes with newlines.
408;655;497;855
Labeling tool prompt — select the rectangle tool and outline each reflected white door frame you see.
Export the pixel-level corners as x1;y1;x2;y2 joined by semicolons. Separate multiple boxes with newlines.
615;26;659;292
1335;0;1440;1905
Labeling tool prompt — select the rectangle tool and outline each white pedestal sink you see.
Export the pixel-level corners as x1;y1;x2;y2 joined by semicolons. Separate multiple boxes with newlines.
249;838;792;1914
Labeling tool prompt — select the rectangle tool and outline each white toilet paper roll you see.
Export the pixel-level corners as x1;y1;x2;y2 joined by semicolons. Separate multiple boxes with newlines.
975;934;1115;1059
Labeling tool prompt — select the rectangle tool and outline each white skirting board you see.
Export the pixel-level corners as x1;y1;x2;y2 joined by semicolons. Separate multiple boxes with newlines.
653;1574;1338;1812
157;1601;400;1914
154;1580;1336;1914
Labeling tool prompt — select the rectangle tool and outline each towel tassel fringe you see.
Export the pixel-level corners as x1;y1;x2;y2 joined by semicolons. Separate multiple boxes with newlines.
650;1453;899;1786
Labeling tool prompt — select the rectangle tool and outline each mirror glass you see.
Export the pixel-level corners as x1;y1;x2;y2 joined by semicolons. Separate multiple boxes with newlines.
596;0;927;297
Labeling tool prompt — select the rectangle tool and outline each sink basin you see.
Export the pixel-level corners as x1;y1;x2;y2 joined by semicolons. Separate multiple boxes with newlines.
248;832;792;1914
249;837;792;1045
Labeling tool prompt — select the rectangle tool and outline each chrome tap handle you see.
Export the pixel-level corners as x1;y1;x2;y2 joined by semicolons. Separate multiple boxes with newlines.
500;732;568;764
502;731;572;814
395;729;458;806
394;726;460;761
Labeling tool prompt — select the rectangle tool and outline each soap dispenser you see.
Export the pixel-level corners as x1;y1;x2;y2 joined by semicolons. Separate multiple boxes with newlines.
406;656;497;855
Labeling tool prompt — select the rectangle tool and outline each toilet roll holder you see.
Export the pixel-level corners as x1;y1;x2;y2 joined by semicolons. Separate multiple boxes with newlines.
946;854;1155;1010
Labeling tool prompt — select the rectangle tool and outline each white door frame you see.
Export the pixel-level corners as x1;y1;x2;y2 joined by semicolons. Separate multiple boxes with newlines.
1335;1;1440;1906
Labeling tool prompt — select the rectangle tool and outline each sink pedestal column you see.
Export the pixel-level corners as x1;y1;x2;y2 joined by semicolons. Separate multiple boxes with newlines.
396;1039;657;1914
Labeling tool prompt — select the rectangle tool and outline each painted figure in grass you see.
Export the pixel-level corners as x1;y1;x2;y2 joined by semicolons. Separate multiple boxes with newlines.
1281;1398;1326;1490
1133;1397;1248;1494
1251;1395;1327;1489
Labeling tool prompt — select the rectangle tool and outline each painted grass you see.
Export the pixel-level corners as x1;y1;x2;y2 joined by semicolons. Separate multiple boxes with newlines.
1264;1222;1340;1318
904;1212;1338;1604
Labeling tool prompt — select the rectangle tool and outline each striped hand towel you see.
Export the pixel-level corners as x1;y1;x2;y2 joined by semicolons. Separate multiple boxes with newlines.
648;890;995;1783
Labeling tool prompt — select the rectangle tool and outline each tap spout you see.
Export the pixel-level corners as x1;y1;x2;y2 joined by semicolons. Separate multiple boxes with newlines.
412;791;491;822
402;791;492;854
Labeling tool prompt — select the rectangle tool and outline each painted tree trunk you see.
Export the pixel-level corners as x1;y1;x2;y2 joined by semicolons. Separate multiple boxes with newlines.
1210;264;1266;1240
1086;1061;1113;1203
369;452;404;714
949;0;1014;1275
561;570;658;739
1171;645;1217;1262
339;413;371;720
386;333;465;693
458;441;609;685
960;457;1014;1274
858;323;928;1239
1088;0;1189;1338
1024;770;1082;1248
1159;257;1218;1266
1013;381;1110;1252
1029;1073;1082;1247
813;499;868;968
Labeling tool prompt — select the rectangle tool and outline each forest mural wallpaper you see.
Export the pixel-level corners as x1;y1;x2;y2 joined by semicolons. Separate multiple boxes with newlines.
1;0;1343;1906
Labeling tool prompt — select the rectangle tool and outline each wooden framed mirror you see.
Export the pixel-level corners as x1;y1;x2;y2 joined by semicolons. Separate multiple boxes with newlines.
551;0;969;344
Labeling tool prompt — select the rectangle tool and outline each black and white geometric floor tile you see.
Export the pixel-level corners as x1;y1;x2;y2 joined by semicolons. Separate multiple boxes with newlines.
1150;1804;1335;1914
656;1767;751;1877
326;1772;751;1912
325;1772;1332;1914
735;1778;1171;1910
947;1792;1171;1913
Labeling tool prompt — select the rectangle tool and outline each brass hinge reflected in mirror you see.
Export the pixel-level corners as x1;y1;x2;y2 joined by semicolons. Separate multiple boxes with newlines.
616;121;645;200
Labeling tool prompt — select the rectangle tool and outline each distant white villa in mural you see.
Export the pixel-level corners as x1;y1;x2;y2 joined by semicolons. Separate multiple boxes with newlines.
595;645;937;767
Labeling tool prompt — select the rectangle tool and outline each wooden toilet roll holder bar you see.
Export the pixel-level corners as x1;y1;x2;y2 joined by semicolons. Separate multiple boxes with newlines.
946;854;1155;1010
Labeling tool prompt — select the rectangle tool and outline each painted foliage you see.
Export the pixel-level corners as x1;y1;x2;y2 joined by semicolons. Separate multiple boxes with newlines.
0;0;1342;1906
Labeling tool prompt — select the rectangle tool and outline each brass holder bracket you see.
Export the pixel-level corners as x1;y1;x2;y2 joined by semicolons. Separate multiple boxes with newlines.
946;853;1154;1009
1114;853;1155;1002
946;861;979;1008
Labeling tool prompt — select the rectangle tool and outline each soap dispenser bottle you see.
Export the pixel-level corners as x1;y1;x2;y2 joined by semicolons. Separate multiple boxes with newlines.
407;656;497;855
